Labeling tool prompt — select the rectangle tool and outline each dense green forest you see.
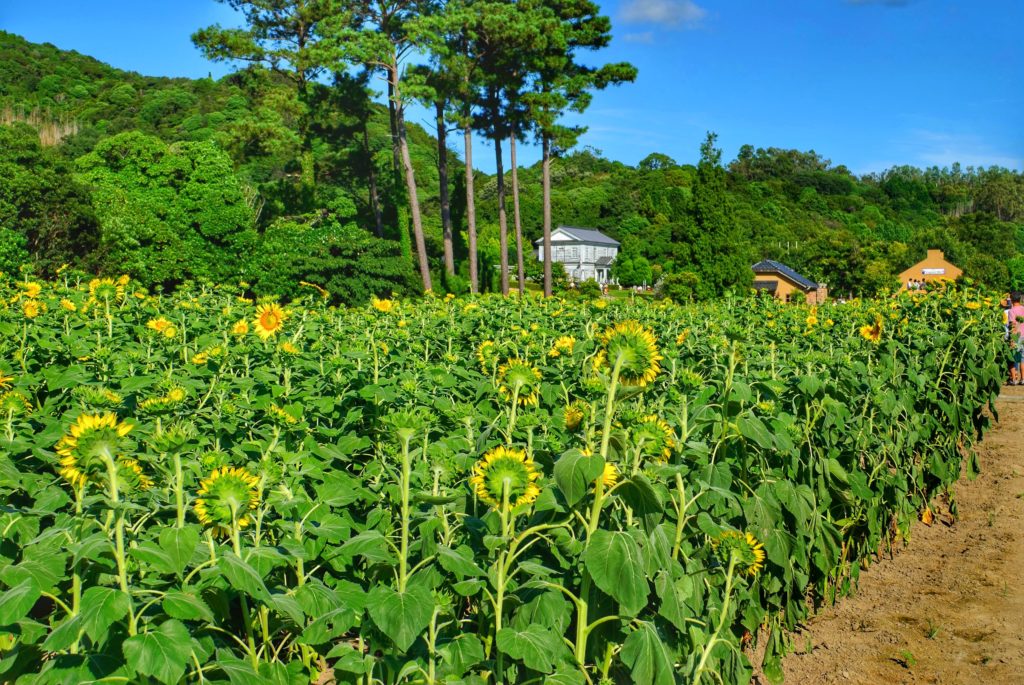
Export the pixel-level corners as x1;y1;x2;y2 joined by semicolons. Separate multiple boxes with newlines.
1;26;1022;303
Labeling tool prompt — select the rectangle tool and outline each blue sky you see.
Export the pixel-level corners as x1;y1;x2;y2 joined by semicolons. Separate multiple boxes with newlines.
2;0;1021;174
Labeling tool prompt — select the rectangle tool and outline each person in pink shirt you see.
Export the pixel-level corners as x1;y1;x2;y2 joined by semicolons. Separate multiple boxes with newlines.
1006;292;1024;384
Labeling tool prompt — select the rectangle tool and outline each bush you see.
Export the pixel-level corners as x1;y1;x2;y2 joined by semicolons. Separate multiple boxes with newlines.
248;213;414;306
659;270;700;302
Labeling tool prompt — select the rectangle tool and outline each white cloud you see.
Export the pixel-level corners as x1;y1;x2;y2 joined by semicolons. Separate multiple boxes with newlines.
623;31;655;44
910;129;1021;170
619;0;707;27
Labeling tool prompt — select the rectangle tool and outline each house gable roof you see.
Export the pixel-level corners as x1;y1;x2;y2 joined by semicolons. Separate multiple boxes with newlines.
751;259;819;291
533;226;620;246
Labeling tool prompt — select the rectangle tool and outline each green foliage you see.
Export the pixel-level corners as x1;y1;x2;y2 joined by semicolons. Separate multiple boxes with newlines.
0;278;1004;684
0;123;99;274
249;212;415;305
658;271;700;302
75;131;258;288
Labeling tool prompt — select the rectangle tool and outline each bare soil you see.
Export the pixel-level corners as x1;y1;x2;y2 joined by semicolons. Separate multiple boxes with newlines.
778;386;1024;685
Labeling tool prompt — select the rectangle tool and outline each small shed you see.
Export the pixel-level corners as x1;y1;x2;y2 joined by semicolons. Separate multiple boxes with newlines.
898;249;962;289
751;260;827;304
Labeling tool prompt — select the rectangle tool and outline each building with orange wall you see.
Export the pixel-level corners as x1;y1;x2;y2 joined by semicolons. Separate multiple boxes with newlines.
751;260;827;304
898;250;962;289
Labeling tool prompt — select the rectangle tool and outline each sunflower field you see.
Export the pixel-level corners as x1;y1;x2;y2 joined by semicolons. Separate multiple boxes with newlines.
0;273;1004;685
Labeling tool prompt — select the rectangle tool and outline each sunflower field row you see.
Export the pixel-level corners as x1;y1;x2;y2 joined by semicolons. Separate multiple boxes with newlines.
0;273;1004;685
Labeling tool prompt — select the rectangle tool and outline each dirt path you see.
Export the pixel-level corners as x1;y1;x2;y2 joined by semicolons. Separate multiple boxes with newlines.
779;386;1024;685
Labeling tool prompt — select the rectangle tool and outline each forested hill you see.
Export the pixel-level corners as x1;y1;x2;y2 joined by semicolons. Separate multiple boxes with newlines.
2;30;1022;301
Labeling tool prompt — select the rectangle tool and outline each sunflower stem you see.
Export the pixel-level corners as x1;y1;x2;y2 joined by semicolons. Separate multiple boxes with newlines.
508;383;521;438
494;482;512;685
173;452;185;528
691;554;738;685
231;511;259;669
101;450;136;635
398;436;412;593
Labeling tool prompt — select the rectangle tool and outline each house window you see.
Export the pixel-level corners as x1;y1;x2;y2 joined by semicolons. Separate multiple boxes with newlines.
567;246;578;260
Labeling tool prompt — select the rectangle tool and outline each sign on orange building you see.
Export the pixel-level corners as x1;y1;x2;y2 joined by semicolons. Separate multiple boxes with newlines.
898;250;962;289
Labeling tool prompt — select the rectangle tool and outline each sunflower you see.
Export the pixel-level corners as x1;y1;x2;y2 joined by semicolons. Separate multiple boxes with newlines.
600;462;619;488
89;278;124;301
20;281;42;299
965;301;981;310
55;413;134;489
859;314;883;343
675;329;691;346
147;318;173;334
548;336;576;358
564;401;588;432
194;466;261;536
469;446;542;509
371;296;396;313
0;371;13;389
497;358;542;407
267;403;300;426
711;530;766;577
634;415;676;463
253;303;287;340
22;300;43;319
279;341;300;355
806;313;818;327
138;387;186;413
119;459;153;490
60;299;77;312
593;320;662;388
476;340;498;370
0;391;32;416
231;319;249;336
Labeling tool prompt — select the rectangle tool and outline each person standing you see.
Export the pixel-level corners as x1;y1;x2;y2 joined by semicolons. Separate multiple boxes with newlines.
1006;292;1024;384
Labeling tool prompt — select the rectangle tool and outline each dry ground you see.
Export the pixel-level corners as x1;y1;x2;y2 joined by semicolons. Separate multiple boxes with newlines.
778;386;1024;685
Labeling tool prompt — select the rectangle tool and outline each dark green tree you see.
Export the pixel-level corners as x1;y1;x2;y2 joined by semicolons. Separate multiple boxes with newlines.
74;131;258;287
684;132;752;299
0;123;99;274
193;0;348;193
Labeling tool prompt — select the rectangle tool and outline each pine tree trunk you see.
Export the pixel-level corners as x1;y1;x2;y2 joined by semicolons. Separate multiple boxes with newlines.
436;100;455;276
509;128;525;295
464;120;479;293
495;134;509;296
542;135;553;298
391;65;432;292
363;124;384;238
387;77;411;261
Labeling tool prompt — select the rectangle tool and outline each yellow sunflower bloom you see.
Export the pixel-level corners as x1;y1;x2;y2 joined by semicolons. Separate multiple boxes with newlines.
712;530;766;577
600;462;619;488
231;319;249;336
594;320;662;388
194;466;261;536
564;401;588;431
635;415;676;463
497;358;542;407
859;314;883;343
548;336;576;358
147;317;173;334
477;340;497;370
371;296;395;313
55;413;135;489
253;303;287;340
469;445;541;509
20;282;42;299
22;300;44;318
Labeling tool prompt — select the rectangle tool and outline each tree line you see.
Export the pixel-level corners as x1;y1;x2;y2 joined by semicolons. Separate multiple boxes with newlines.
191;0;636;298
2;25;1023;301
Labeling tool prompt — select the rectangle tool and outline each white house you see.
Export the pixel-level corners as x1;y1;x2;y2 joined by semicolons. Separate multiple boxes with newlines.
533;226;620;284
